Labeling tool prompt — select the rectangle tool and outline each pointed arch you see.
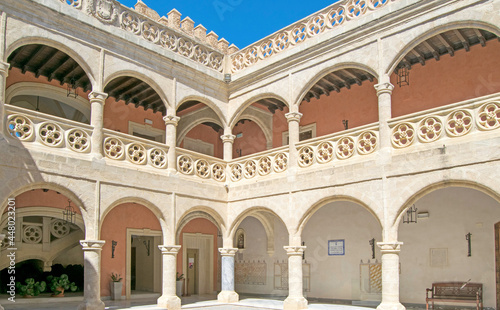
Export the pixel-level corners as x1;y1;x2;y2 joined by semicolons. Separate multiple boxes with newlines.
177;95;227;127
229;93;289;129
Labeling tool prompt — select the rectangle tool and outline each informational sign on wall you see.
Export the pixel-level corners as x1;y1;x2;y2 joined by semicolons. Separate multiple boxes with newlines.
188;258;194;269
328;239;345;256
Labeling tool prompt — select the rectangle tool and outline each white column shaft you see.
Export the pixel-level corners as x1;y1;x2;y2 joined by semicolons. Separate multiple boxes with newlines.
158;245;181;309
78;240;105;310
89;92;108;158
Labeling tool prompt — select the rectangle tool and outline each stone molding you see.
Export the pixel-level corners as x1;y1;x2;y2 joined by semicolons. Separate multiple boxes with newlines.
219;247;238;256
374;83;395;96
284;245;306;256
220;134;236;144
158;245;181;255
80;240;105;251
163;115;181;126
285;112;303;123
88;91;108;103
0;61;10;75
377;242;403;254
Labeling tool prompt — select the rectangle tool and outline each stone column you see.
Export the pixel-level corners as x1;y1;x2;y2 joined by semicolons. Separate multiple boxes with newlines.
163;115;180;173
285;112;303;172
78;240;105;310
218;248;239;303
157;245;181;310
376;242;405;310
0;61;9;139
374;82;394;155
89;92;108;159
221;134;236;161
283;246;307;310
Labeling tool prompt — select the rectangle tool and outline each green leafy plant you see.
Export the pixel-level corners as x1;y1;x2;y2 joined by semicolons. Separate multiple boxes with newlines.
47;274;77;296
110;272;122;282
176;272;184;281
16;278;46;297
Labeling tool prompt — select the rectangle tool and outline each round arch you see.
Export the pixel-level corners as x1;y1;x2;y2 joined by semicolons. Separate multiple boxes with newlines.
177;116;224;147
229;93;289;129
103;70;169;110
385;21;500;75
393;180;500;231
297;195;382;236
5;37;97;89
293;62;379;108
228;207;289;241
100;197;168;239
177;95;227;127
175;206;226;243
237;109;273;148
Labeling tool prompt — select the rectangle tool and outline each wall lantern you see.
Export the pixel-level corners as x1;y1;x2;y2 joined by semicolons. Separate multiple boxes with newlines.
63;199;76;224
67;76;78;98
342;119;349;130
466;232;472;257
403;204;418;224
224;73;231;84
369;238;375;259
396;63;410;87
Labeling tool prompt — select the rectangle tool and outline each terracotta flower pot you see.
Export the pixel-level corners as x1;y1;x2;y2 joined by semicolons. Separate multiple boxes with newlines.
51;287;65;297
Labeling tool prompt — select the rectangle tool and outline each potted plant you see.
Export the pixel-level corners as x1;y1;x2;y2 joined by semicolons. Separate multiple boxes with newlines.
110;272;123;300
16;278;46;297
176;272;184;297
47;274;77;297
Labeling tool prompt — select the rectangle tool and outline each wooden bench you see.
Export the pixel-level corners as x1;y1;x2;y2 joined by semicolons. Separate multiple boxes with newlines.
426;282;483;310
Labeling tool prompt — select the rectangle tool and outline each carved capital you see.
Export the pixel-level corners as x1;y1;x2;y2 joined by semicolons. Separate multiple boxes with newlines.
163;115;180;126
158;245;181;255
220;134;236;144
0;61;10;75
80;240;106;251
285;112;303;123
88;91;108;103
218;247;238;256
284;245;306;256
0;234;5;247
377;242;403;254
374;83;394;96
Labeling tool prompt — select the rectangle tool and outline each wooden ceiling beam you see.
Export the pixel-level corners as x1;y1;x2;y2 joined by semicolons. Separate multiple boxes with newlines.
22;45;46;74
35;51;60;77
328;72;350;89
315;83;330;97
409;49;426;66
473;29;486;46
321;77;341;93
454;29;470;52
341;69;362;86
436;34;455;56
422;40;440;61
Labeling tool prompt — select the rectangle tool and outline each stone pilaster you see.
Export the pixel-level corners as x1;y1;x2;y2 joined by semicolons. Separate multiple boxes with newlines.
374;82;394;157
89;92;108;159
283;246;307;310
164;115;180;173
376;242;405;310
0;61;10;140
285;112;303;173
78;240;105;310
157;245;181;309
218;248;239;303
221;134;236;161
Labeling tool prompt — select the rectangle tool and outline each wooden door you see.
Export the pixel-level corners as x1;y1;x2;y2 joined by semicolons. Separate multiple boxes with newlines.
186;249;199;295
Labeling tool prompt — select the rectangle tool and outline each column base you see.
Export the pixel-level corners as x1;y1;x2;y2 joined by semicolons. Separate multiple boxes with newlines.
77;299;105;310
157;295;181;310
376;302;406;310
217;290;239;303
283;296;308;310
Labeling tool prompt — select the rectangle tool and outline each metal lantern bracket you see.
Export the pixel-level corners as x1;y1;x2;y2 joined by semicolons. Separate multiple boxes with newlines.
396;63;410;87
403;204;418;224
62;199;76;224
369;238;375;259
466;232;472;257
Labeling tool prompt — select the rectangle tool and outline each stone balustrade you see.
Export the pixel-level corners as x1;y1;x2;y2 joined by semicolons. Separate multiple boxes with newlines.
102;129;169;169
230;0;393;73
295;124;379;168
6;105;93;154
229;146;289;182
176;148;227;182
389;93;500;149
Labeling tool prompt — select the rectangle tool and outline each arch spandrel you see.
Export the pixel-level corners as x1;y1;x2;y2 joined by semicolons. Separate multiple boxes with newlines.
229;92;289;129
227;206;289;241
177;95;228;126
175;206;227;243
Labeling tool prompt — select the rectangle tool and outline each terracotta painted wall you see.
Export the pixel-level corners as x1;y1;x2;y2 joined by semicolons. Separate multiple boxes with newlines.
177;218;219;291
100;203;162;297
182;124;224;159
8;189;82;214
232;120;267;158
391;40;500;117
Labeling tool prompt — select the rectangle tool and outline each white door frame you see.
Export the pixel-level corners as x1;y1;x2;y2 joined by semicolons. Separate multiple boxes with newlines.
182;232;214;294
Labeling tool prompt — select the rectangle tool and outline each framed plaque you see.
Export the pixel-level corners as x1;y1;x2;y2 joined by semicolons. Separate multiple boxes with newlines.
328;239;345;256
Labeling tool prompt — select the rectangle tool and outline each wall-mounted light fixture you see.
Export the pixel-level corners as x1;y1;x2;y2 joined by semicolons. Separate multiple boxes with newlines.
369;238;375;259
403;204;418;224
224;73;231;83
396;63;410;87
466;232;472;257
342;120;349;130
62;199;76;224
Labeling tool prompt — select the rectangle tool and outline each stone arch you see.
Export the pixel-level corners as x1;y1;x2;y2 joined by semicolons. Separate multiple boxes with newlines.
293;62;379;108
100;196;168;240
393;179;500;231
237;107;274;149
177;111;224;146
297;195;382;236
175;206;226;243
228;207;289;242
229;93;289;129
5;37;97;88
177;95;227;127
385;20;500;75
103;70;169;109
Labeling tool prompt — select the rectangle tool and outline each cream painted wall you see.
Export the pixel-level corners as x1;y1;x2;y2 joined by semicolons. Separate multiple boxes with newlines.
399;187;500;308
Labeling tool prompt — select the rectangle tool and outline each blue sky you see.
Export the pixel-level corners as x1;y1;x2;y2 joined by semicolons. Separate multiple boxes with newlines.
120;0;337;49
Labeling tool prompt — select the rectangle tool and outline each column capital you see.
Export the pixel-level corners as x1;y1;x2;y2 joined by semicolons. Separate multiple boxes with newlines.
284;245;306;256
285;112;303;123
374;83;394;96
0;61;10;75
377;241;403;254
88;91;108;102
0;234;4;247
220;134;236;144
80;240;105;251
158;245;181;255
219;247;238;256
163;115;180;126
